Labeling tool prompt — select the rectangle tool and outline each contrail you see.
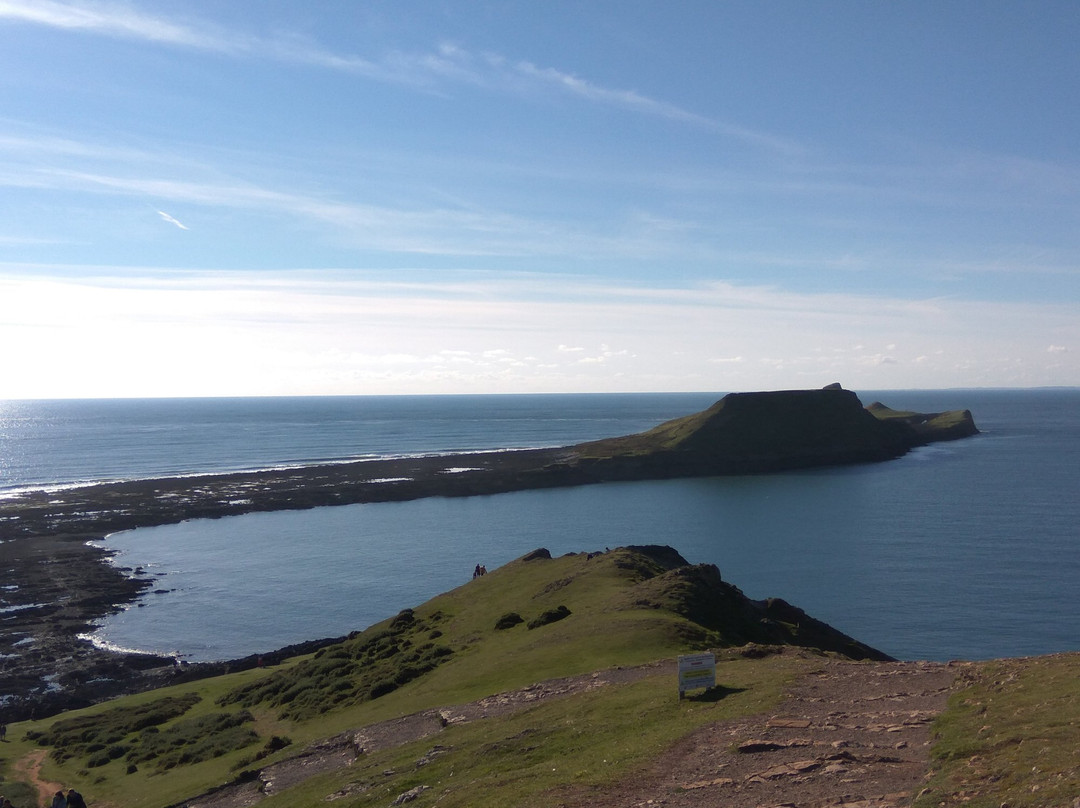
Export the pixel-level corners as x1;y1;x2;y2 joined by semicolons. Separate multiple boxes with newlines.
156;209;189;230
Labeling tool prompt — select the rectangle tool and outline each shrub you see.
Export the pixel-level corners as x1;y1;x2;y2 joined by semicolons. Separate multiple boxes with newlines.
38;693;202;764
494;612;524;630
369;680;398;699
527;605;572;630
129;711;258;772
219;608;455;720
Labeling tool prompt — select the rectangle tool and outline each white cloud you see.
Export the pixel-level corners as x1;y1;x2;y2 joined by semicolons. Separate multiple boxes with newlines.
0;3;792;151
512;60;799;153
1;267;1078;398
0;0;239;51
156;209;188;230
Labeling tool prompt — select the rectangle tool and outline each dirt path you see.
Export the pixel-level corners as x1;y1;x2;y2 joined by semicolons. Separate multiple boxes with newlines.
564;657;962;808
174;654;961;808
11;748;65;808
177;662;673;808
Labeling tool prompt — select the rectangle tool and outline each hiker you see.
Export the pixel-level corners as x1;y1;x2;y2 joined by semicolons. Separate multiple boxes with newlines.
51;791;67;808
65;789;87;808
473;564;481;578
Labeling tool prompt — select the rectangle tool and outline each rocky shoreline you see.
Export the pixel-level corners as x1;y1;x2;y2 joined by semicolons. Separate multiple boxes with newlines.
0;387;978;718
1;450;570;720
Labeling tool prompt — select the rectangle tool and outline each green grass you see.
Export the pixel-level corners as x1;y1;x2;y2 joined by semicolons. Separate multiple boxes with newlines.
918;653;1080;808
922;409;972;430
865;402;920;420
867;402;973;436
11;546;1071;808
25;692;204;766
0;548;730;807
0;775;36;808
575;404;721;457
251;652;804;808
217;607;454;721
2;673;296;808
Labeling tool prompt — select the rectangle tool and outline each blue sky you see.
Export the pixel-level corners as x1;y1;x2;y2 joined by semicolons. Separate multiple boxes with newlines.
1;1;1078;397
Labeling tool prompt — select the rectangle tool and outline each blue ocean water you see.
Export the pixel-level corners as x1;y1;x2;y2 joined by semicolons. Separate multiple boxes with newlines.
0;393;718;493
4;390;1078;663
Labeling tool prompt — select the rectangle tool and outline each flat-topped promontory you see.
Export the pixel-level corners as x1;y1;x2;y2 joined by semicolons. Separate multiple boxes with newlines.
0;384;977;541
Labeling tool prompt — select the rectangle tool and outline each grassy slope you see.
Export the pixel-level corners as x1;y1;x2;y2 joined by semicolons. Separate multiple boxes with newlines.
0;547;799;807
573;402;722;457
253;652;805;808
574;388;904;464
6;548;1077;808
918;653;1080;808
866;401;975;437
577;390;975;462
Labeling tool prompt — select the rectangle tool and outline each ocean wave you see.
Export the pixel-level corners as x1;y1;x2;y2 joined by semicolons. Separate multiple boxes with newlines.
0;446;551;500
77;631;183;660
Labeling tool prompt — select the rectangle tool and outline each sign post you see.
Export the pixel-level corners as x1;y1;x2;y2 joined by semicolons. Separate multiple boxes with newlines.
677;652;716;699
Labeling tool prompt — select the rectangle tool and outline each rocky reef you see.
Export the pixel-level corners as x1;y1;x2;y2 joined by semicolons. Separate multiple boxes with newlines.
0;384;977;541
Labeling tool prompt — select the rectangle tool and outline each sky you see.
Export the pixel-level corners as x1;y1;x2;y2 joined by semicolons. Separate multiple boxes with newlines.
1;1;1078;398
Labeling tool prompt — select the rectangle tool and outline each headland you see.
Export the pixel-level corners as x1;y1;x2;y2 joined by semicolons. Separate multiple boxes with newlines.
0;385;977;717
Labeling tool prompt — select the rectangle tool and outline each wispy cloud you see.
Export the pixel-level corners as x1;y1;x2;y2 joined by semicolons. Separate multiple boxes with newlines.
156;209;188;230
0;0;239;50
11;165;703;260
510;60;799;153
0;2;791;151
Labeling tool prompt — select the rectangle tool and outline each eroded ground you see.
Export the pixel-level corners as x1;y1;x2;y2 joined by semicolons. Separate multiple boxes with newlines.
160;652;959;808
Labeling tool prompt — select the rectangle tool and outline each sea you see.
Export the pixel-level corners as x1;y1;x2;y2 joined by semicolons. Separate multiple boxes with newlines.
2;389;1078;664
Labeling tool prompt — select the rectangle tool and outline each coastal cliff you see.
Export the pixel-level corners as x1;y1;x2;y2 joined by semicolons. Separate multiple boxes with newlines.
565;384;974;478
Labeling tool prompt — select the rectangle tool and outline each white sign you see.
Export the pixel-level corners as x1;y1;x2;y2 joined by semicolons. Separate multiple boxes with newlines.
677;652;716;696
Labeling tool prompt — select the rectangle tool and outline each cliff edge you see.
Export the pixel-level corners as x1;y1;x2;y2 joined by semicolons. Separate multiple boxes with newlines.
567;383;977;478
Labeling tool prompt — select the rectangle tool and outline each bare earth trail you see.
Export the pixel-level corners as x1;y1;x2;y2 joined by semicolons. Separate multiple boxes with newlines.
568;656;961;808
10;748;66;808
171;652;961;808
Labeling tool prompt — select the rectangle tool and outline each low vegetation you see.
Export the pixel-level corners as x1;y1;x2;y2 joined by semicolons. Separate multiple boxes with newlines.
918;654;1080;808
25;693;203;765
218;607;454;721
3;545;1076;808
265;652;803;808
23;691;260;775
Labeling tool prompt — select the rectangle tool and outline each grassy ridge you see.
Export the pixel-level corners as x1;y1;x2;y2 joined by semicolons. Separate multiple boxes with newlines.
3;546;1076;808
0;546;853;806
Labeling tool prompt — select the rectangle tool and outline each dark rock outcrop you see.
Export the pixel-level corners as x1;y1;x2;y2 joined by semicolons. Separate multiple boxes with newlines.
571;386;916;477
613;545;890;661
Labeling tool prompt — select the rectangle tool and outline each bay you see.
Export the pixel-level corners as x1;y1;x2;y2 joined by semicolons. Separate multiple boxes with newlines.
83;389;1080;664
